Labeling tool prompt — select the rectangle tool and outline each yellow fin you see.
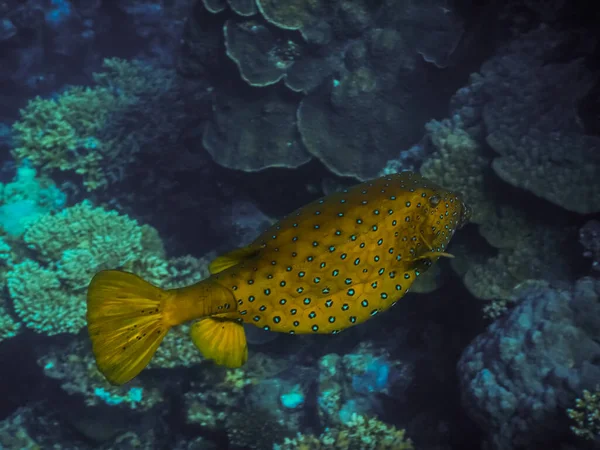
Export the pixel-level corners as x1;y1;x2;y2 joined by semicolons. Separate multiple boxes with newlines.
208;246;259;274
411;251;455;262
86;270;172;385
416;230;454;260
190;317;248;368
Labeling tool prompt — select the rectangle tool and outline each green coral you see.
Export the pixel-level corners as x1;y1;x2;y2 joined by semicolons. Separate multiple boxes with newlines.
23;201;144;265
11;58;174;191
274;414;413;450
7;259;82;334
6;201;163;334
567;386;600;441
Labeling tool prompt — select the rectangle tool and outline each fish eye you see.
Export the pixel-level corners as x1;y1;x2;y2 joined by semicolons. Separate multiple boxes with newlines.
429;195;440;207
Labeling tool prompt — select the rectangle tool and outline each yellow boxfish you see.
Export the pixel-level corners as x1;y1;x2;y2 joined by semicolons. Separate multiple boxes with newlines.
87;172;470;385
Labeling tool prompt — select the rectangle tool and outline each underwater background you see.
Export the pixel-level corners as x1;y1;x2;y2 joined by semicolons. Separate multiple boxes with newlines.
0;0;599;449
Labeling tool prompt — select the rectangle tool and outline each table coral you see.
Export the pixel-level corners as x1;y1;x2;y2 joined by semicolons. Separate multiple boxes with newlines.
202;84;311;172
298;28;441;180
481;25;600;214
181;0;464;178
228;0;258;16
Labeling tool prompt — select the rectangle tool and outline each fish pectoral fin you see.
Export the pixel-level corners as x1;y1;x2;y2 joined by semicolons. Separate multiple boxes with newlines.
190;317;248;368
410;251;455;262
209;246;260;274
420;233;434;251
415;229;454;260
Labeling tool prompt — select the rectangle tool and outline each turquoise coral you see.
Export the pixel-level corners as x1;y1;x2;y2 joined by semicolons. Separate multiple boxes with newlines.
0;161;66;236
39;338;163;411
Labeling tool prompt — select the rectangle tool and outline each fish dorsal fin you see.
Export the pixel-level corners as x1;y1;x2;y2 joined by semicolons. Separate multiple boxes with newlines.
209;246;260;274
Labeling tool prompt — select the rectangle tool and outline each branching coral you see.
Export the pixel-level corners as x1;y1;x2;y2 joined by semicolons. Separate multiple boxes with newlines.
420;113;493;225
567;386;600;441
7;201;162;334
481;26;600;214
11;58;176;191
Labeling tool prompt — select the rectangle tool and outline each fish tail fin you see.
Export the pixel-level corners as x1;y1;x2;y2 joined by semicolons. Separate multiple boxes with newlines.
190;317;248;368
86;270;175;385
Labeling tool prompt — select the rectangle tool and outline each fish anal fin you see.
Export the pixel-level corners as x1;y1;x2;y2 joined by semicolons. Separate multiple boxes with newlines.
190;317;248;368
208;246;259;274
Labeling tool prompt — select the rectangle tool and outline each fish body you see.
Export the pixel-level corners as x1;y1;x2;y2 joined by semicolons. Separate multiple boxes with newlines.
211;171;467;334
87;172;469;384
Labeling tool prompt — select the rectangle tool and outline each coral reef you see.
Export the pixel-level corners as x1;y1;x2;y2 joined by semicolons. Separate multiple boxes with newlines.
0;160;66;236
417;27;590;313
458;277;600;449
39;338;163;411
0;0;191;119
567;386;600;441
0;2;598;450
11;59;178;191
580;220;600;273
7;201;162;334
180;0;465;178
202;84;311;172
274;413;413;450
481;26;600;214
